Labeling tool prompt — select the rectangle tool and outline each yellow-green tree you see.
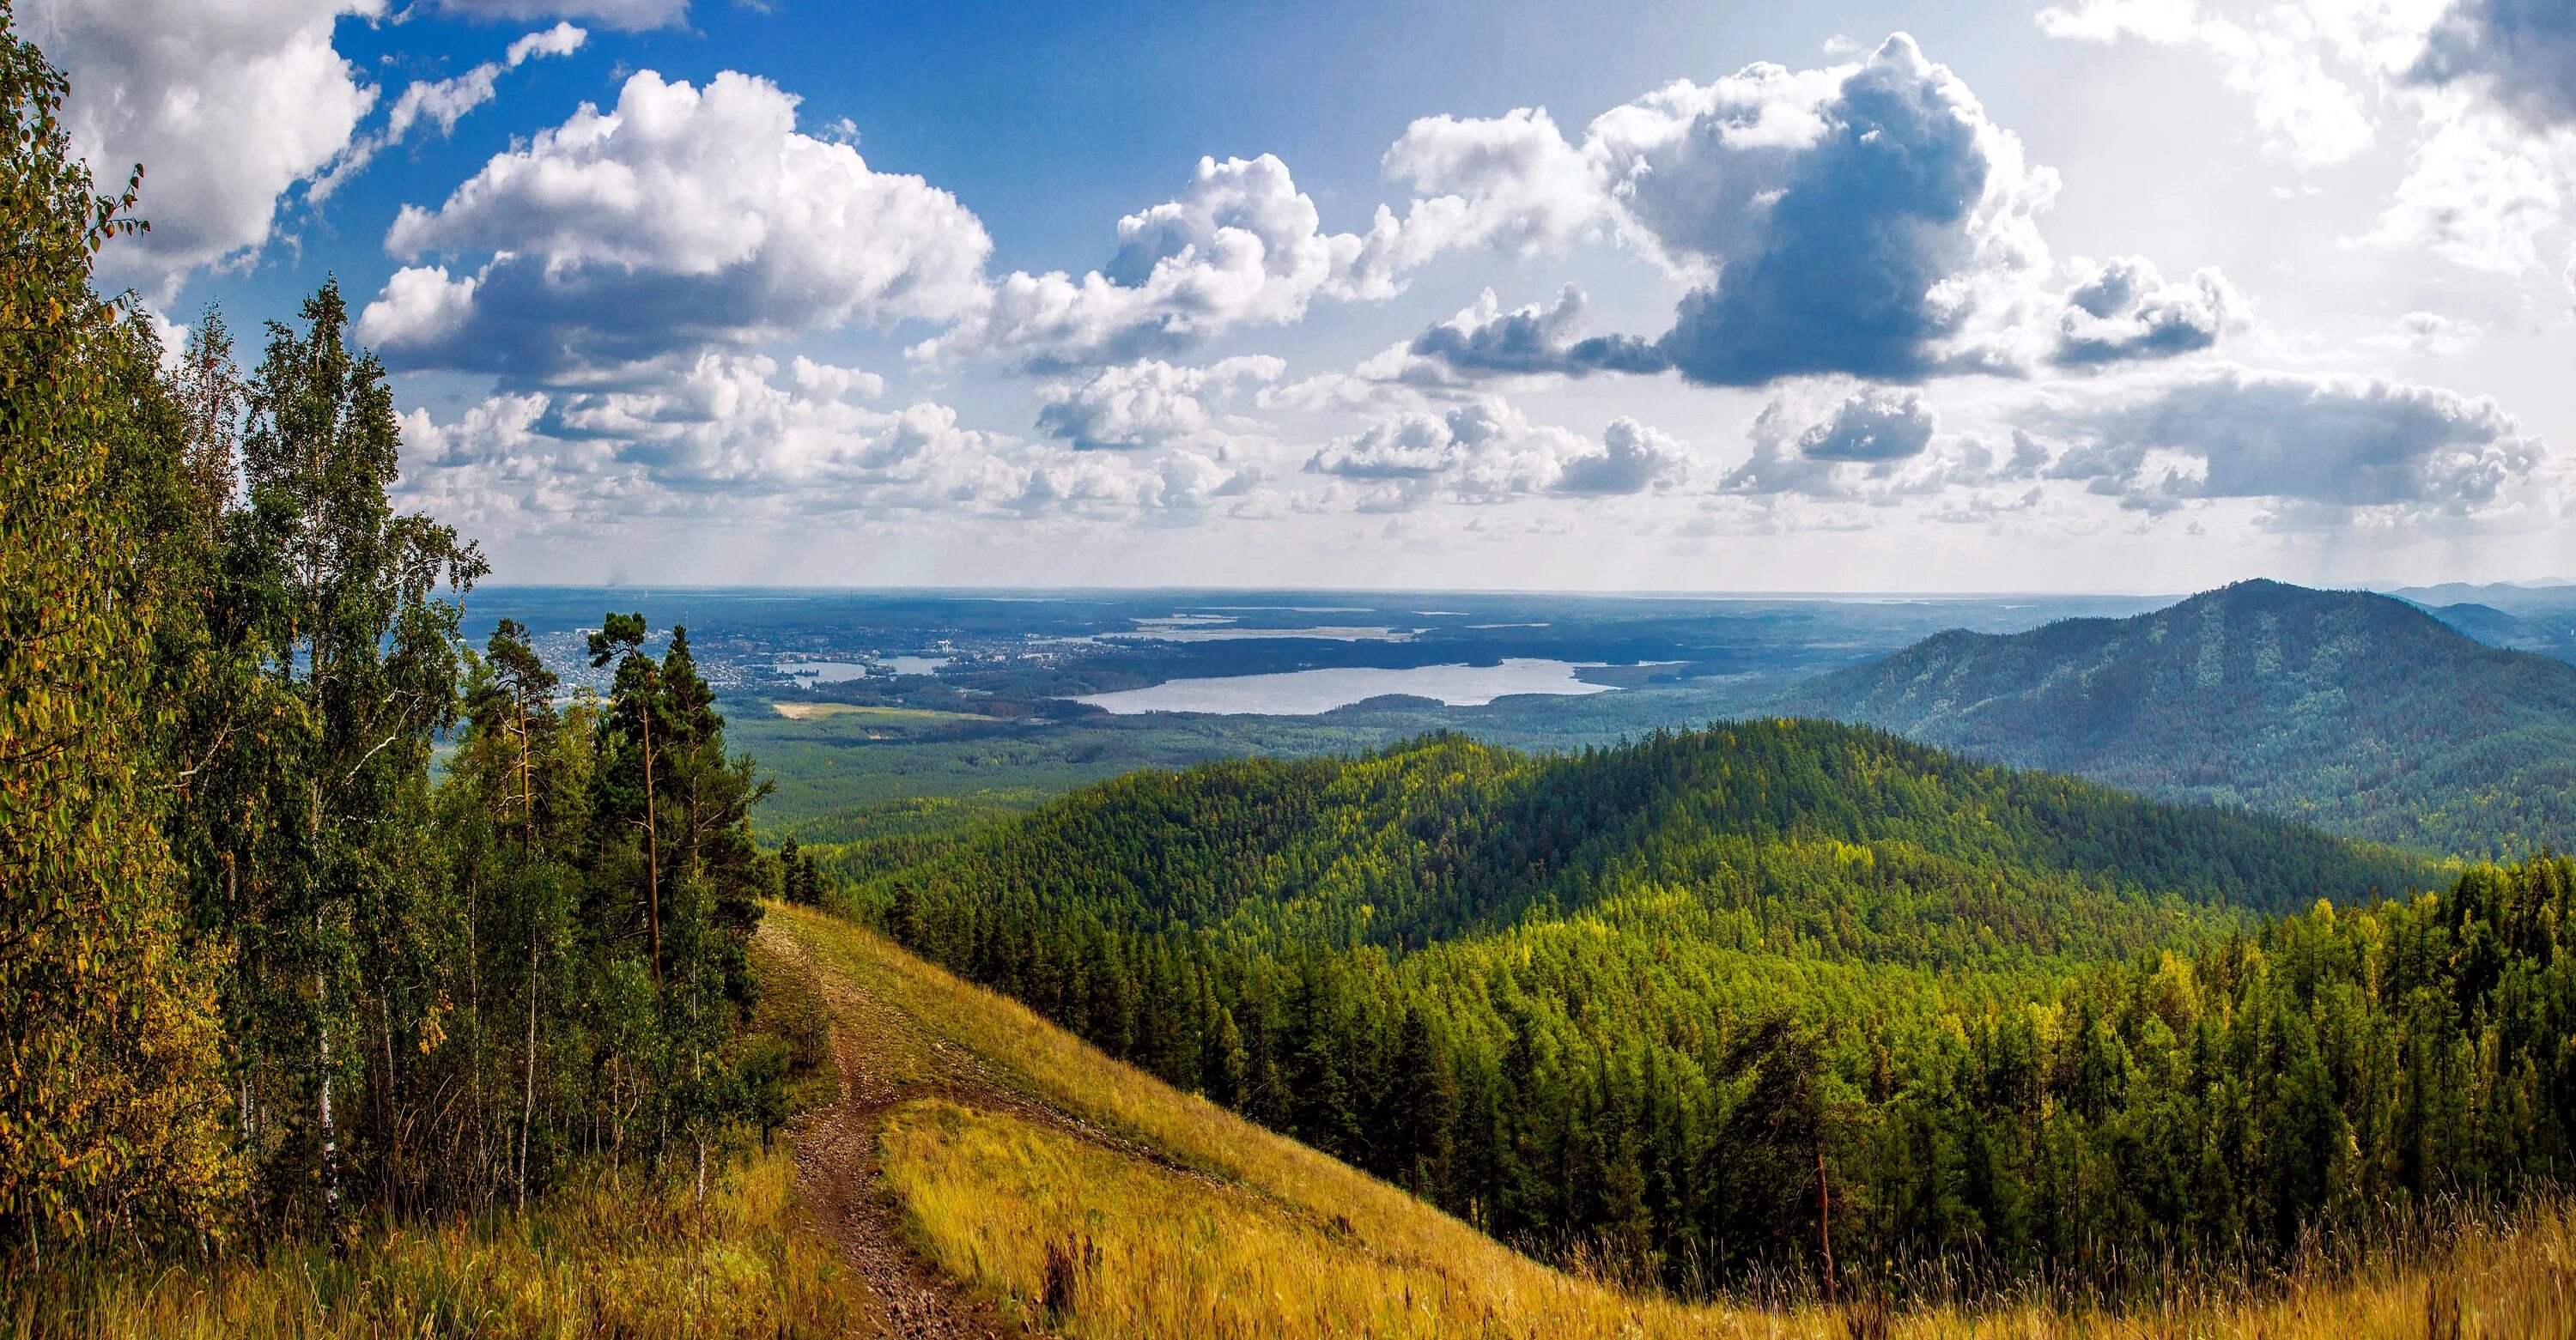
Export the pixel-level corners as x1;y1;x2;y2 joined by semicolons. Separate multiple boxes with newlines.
0;0;238;1247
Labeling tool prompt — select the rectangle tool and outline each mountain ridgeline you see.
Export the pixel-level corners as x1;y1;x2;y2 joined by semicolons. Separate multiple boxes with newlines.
1786;579;2576;857
827;723;2576;1296
860;720;2424;966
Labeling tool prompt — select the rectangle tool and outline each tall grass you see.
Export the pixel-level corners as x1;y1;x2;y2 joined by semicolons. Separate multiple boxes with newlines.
1;1140;861;1340
776;905;2576;1340
883;1096;1757;1339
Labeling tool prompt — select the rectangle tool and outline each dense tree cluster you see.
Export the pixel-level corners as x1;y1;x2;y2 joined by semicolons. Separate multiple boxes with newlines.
0;11;787;1251
840;729;2576;1295
859;725;2427;964
0;9;236;1243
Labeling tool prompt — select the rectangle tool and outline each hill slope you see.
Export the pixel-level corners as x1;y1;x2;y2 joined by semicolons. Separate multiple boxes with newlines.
766;904;1782;1337
768;896;2576;1337
772;904;2576;1337
855;718;2428;969
819;725;2576;1298
1784;579;2576;855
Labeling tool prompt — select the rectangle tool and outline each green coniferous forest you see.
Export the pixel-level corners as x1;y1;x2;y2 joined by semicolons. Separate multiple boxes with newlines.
0;9;798;1252
835;726;2576;1294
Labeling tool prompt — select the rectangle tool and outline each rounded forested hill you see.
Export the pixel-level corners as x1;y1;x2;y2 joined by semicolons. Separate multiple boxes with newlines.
852;719;2432;971
1784;579;2576;857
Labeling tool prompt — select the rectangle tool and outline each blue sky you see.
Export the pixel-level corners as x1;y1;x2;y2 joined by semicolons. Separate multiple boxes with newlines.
28;0;2576;591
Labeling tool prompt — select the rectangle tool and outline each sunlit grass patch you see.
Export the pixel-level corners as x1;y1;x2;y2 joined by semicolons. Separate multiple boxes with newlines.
880;1096;1764;1340
3;1141;860;1340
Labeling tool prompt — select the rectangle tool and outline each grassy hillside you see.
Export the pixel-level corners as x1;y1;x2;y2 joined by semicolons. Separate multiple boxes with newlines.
1784;579;2576;856
4;1147;858;1339
779;902;2571;1337
769;904;1778;1337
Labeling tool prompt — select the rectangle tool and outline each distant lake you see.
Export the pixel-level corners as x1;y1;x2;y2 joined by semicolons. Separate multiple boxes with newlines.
778;655;948;683
1076;658;1619;716
778;660;872;684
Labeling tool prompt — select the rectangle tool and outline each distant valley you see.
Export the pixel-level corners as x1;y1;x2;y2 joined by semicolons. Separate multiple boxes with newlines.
467;580;2576;862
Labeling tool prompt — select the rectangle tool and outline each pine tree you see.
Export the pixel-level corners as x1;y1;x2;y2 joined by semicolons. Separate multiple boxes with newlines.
590;612;666;985
1201;1003;1249;1108
1393;1008;1457;1198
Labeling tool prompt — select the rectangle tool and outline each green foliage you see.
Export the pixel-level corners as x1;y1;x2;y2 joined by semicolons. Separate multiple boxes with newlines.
424;613;781;1219
843;725;2548;1297
860;722;2428;963
191;277;490;1236
1788;579;2576;857
0;2;796;1255
0;2;238;1246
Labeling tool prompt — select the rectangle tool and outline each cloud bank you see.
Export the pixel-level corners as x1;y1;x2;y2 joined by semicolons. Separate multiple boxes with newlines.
916;155;1416;371
2034;367;2542;518
22;0;380;288
361;70;992;375
1035;356;1284;451
1306;401;1692;508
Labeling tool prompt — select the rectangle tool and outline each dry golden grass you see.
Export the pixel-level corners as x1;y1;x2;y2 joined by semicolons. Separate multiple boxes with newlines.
773;904;2576;1340
883;1096;1743;1339
1;1139;864;1340
775;906;1795;1336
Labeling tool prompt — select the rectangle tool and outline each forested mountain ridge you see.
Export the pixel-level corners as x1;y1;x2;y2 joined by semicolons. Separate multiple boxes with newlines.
1784;579;2576;856
854;719;2433;969
835;726;2576;1295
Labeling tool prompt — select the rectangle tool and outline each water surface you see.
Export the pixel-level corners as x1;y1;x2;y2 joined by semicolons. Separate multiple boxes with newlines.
1077;658;1619;716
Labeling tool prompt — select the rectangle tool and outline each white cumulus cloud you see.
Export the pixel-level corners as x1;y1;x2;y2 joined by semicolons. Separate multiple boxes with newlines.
2030;364;2544;518
361;69;993;375
2054;256;2245;366
1034;356;1285;451
21;0;380;290
1370;36;2159;387
1305;400;1693;508
917;154;1412;371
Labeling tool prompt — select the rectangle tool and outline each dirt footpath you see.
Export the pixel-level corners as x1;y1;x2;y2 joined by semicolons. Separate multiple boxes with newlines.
769;927;1045;1340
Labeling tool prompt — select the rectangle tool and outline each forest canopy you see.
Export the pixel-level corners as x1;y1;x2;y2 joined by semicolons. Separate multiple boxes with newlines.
0;6;798;1251
833;727;2576;1295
